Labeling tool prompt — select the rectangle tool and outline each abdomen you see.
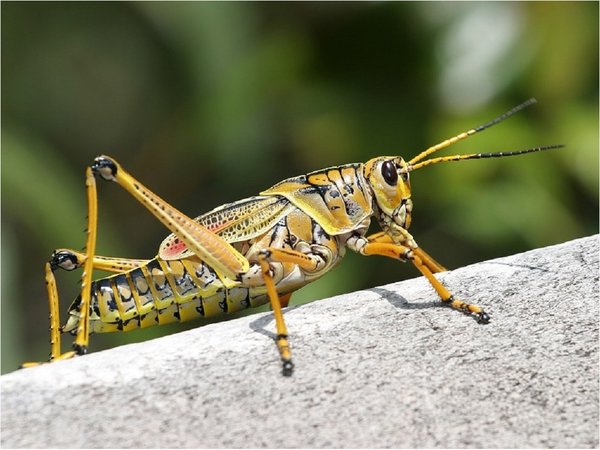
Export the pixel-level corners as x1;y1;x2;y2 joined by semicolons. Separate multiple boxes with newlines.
62;257;271;335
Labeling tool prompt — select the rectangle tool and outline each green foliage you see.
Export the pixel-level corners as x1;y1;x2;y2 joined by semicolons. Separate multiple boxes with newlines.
2;2;597;372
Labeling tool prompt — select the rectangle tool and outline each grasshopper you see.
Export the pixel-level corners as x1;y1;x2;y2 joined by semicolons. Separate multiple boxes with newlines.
22;98;561;375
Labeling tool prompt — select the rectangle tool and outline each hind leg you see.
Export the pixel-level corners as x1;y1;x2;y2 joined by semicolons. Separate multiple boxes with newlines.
50;249;149;274
21;168;99;367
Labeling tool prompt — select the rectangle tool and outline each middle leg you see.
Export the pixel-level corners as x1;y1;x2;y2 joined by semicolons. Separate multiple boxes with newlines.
257;246;331;376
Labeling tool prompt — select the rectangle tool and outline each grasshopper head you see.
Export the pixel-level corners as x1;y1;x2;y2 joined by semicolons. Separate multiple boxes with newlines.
364;156;413;232
362;100;563;240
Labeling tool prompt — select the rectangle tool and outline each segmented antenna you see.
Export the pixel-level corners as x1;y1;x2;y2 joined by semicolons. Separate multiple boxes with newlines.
408;144;564;172
408;98;539;166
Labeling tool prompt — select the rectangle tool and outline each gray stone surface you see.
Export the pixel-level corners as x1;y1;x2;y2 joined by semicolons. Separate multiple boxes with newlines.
1;235;598;448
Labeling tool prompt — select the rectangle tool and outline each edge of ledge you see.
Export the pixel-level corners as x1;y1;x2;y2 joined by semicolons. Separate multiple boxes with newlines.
2;235;598;448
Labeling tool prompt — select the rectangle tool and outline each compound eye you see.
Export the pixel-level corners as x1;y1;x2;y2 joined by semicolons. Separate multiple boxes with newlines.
381;160;398;186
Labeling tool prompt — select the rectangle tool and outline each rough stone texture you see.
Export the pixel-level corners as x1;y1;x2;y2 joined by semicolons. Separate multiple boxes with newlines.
1;236;598;448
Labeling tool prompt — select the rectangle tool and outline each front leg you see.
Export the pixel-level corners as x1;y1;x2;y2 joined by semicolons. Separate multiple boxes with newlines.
347;234;490;324
367;231;447;273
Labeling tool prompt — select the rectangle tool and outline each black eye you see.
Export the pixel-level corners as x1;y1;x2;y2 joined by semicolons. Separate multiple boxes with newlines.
381;160;398;186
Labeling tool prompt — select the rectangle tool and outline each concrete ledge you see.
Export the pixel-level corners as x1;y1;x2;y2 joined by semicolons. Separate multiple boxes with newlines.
1;235;598;448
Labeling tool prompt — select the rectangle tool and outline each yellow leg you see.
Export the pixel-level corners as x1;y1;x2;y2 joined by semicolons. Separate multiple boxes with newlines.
256;246;324;376
258;256;294;376
72;167;98;353
279;293;293;308
412;247;447;273
361;241;489;323
21;168;100;367
367;231;447;273
91;156;249;280
46;262;62;360
25;155;251;368
20;263;63;368
50;249;149;273
261;248;320;272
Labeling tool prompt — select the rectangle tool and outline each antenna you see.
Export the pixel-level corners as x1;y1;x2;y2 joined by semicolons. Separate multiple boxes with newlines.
408;98;539;166
407;144;564;172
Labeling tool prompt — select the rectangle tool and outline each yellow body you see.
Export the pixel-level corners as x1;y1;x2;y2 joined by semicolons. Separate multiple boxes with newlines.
63;164;374;334
23;98;561;375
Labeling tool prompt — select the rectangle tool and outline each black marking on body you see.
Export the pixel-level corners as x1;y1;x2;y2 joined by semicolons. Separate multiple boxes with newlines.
284;219;297;248
130;267;155;312
92;293;101;317
97;279;118;312
195;296;205;316
147;259;175;302
332;170;362;218
70;294;83;313
311;218;328;241
241;293;251;309
194;263;217;289
147;260;166;289
166;261;198;297
268;220;283;248
113;273;137;315
319;170;360;218
317;181;342;214
122;317;139;329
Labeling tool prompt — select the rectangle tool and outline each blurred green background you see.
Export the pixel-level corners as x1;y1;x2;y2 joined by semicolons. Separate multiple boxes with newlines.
2;2;598;373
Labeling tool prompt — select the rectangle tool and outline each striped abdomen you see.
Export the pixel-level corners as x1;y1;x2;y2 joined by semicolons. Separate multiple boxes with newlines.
63;257;270;335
